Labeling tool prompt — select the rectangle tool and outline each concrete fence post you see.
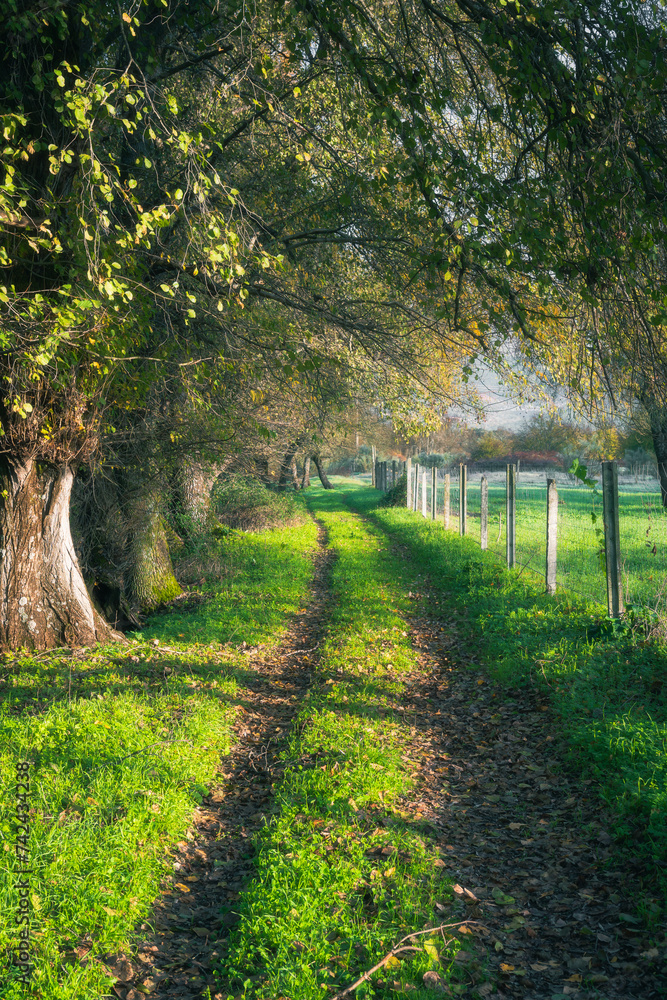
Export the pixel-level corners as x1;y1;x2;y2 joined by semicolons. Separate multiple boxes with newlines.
406;457;412;508
392;460;397;488
506;463;516;568
480;475;488;550
413;463;420;511
546;478;558;595
422;469;428;517
602;460;624;617
443;473;450;529
459;463;467;536
431;466;437;520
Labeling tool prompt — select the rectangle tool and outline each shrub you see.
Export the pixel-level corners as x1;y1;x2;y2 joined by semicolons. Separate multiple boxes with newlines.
212;475;308;531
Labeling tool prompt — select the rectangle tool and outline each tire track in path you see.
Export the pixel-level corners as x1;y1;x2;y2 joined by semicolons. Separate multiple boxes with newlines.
392;603;667;999
104;518;335;1000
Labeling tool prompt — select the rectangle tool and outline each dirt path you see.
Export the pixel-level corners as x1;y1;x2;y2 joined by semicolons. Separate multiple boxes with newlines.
396;609;667;999
104;520;335;1000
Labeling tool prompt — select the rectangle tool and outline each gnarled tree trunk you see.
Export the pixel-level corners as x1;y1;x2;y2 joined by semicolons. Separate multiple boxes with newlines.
0;458;113;649
301;456;311;489
129;491;182;614
176;458;225;535
312;454;334;489
279;438;305;490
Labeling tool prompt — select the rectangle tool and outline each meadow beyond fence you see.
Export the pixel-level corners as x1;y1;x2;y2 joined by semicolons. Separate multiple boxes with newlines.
371;459;667;622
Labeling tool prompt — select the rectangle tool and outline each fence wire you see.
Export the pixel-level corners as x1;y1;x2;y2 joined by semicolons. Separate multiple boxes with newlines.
403;465;667;615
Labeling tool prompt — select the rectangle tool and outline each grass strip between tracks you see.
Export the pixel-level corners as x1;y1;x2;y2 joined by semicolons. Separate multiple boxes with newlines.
221;488;469;1000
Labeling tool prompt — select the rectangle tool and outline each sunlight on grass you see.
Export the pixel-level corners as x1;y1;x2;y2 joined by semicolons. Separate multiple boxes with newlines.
0;522;318;999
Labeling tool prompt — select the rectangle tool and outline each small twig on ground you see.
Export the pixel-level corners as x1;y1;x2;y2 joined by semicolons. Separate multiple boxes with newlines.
284;643;320;657
330;921;488;998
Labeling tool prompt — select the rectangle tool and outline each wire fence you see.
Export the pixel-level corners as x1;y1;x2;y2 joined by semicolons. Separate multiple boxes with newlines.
371;459;667;618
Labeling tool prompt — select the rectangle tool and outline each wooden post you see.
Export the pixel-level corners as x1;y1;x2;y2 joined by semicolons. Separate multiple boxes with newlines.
480;475;488;550
443;473;450;529
546;478;558;595
422;469;428;516
506;463;516;568
459;463;467;536
431;466;437;520
413;463;420;511
406;457;412;508
602;461;624;617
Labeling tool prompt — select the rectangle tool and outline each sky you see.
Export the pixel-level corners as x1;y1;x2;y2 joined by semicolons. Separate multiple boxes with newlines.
463;363;543;430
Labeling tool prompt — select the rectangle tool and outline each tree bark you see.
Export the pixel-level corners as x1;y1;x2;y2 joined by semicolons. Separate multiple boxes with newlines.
0;458;114;650
301;456;311;489
129;491;182;613
648;408;667;507
279;439;303;490
176;458;223;535
312;454;334;489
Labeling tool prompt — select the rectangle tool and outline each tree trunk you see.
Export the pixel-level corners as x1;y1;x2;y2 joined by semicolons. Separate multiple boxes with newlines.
301;456;311;489
648;408;667;507
0;458;114;650
312;454;334;489
129;491;182;613
278;439;303;490
176;458;223;535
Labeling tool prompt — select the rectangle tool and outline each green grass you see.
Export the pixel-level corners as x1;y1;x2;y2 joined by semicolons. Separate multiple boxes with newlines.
343;479;667;918
220;489;477;999
0;522;317;999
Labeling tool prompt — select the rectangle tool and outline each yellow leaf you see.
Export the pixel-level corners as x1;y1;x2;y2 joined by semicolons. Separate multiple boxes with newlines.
424;941;439;962
174;883;191;893
385;955;401;970
122;12;131;21
500;963;515;973
565;974;583;983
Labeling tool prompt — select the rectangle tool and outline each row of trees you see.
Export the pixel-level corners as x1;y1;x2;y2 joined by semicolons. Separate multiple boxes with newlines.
3;0;667;648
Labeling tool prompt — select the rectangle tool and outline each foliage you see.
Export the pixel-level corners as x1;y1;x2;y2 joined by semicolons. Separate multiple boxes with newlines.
379;473;408;508
210;475;308;533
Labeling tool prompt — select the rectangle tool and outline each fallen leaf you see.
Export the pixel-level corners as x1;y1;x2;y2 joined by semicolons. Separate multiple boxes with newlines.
492;888;515;905
173;883;191;893
530;962;549;972
499;963;514;973
424;940;439;961
565;974;582;983
422;970;445;991
385;955;401;970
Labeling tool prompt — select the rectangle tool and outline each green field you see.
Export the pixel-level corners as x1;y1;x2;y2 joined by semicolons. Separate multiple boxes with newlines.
418;479;667;616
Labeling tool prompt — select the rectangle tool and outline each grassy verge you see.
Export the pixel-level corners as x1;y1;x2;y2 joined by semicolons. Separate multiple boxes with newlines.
0;521;317;999
220;488;477;999
341;479;667;919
